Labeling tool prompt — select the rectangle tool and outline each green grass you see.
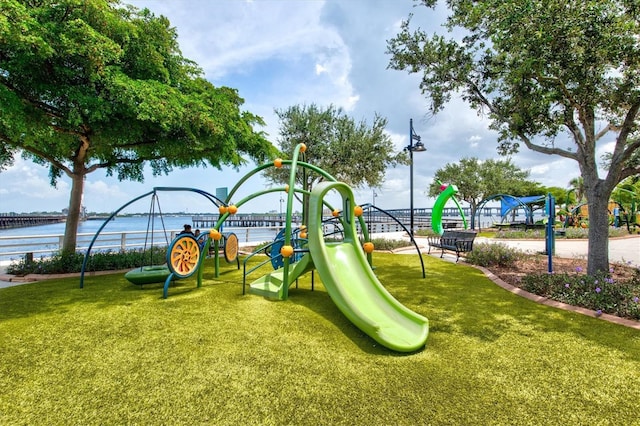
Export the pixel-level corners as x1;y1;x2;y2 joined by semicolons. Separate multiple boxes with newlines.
1;253;639;425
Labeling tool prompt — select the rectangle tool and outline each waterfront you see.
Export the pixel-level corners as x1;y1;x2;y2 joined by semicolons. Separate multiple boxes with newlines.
0;208;532;262
0;216;282;261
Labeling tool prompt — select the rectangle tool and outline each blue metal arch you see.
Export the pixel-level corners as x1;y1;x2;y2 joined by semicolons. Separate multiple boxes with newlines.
80;187;224;289
475;194;544;231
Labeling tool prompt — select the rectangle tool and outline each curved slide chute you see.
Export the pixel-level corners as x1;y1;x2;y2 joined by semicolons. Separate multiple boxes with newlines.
308;181;429;353
431;183;467;235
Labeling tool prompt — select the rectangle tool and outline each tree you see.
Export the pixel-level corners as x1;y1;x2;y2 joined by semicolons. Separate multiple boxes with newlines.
546;186;570;208
388;0;640;274
264;103;407;222
0;0;275;254
428;157;538;227
568;177;586;205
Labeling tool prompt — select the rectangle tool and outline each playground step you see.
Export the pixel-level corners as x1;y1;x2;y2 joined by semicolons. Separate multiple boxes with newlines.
249;272;285;299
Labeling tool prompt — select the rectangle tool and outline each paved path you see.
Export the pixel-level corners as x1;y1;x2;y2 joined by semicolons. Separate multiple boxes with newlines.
472;235;640;266
391;233;640;267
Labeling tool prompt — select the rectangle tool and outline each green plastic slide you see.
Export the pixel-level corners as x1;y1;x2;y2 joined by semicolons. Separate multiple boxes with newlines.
308;182;429;352
249;252;315;299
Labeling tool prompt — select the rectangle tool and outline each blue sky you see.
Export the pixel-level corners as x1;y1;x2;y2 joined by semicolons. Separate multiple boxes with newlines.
1;0;610;214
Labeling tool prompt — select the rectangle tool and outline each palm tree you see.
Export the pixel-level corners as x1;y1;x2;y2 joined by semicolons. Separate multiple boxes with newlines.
568;177;586;205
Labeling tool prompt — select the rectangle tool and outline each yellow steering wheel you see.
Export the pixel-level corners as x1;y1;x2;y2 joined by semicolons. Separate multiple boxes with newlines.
167;235;201;278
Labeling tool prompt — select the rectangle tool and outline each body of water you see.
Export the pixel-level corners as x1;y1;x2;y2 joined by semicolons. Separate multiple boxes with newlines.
0;215;284;238
0;216;281;261
0;210;543;262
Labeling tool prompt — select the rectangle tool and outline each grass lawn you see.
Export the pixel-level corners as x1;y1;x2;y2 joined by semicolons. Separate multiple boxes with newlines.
1;253;639;425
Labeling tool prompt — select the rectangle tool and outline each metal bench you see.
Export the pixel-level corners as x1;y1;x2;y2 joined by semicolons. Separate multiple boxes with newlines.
427;230;477;262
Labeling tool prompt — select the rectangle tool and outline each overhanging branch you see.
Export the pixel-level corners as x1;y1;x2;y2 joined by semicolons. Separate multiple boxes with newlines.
467;79;578;161
619;163;640;181
519;135;578;160
85;154;166;174
21;145;72;176
595;123;615;142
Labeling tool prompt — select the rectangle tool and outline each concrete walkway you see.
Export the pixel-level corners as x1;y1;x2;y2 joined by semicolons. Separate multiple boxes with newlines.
398;233;640;267
473;235;640;266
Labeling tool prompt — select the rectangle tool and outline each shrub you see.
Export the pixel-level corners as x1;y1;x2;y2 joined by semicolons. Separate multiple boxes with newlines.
6;252;84;275
415;229;439;237
495;229;546;239
6;247;168;275
465;242;525;268
520;268;640;320
244;241;272;253
368;238;411;251
562;227;589;239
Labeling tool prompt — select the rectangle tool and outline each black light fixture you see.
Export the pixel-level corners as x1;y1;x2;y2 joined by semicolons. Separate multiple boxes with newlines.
405;119;426;236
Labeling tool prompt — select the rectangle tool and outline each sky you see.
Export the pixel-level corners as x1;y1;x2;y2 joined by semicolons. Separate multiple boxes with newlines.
0;0;613;214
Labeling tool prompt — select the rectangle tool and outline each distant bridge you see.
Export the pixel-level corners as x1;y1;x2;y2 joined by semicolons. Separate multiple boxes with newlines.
0;214;67;230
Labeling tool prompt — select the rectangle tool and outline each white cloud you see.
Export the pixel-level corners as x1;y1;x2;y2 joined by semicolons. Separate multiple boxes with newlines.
131;0;331;81
0;158;69;212
529;164;551;176
468;135;482;148
0;0;605;214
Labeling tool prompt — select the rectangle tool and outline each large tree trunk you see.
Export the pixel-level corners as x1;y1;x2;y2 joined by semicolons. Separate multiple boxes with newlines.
61;172;85;255
585;185;611;275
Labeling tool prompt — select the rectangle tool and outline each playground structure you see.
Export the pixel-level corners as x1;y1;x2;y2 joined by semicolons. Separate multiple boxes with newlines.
608;186;638;231
561;202;589;228
556;185;639;232
80;187;238;296
475;194;546;231
555;181;640;232
559;201;640;230
476;192;559;271
431;181;468;235
80;144;429;352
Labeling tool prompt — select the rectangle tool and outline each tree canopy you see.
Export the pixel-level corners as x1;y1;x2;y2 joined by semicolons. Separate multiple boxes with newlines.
0;0;276;253
387;0;640;273
264;103;407;190
428;157;542;227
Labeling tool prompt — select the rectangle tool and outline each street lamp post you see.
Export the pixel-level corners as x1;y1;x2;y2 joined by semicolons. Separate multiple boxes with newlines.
405;119;426;236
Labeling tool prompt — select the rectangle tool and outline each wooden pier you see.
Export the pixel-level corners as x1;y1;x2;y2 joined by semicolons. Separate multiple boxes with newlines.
192;214;295;228
0;214;66;230
190;206;486;229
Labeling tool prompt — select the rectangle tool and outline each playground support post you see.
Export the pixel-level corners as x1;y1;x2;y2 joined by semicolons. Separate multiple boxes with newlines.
545;193;555;273
406;119;426;236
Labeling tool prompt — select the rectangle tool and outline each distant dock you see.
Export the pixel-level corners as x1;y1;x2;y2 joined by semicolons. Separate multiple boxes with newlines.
192;214;293;228
190;207;475;229
0;214;66;230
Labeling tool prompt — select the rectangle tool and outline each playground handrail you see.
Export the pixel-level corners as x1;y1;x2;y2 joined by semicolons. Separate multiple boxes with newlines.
242;242;279;293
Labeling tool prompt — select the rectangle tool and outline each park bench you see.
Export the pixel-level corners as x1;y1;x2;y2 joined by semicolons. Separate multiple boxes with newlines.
427;230;477;262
